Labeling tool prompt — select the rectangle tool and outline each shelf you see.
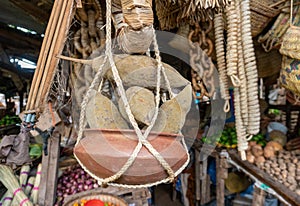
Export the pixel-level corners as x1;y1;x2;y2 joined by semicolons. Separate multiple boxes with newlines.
228;150;300;206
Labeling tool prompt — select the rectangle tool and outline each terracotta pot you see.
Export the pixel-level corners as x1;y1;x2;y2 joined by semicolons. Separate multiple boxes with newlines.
74;129;188;185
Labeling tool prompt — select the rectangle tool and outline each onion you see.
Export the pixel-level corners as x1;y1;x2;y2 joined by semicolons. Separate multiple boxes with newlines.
55;165;97;205
78;183;83;190
85;180;92;185
83;185;89;191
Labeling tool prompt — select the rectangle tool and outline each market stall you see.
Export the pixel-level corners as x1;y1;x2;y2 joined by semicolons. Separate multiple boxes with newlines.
0;0;300;205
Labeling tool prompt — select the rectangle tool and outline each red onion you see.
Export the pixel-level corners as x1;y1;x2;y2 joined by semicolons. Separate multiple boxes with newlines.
56;165;98;205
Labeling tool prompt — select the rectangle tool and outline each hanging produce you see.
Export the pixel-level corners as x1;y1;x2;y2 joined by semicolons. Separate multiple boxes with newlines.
188;20;216;101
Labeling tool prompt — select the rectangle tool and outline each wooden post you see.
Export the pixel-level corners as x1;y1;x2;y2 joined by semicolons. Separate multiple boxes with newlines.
38;129;61;206
216;151;228;206
252;186;265;206
200;158;210;205
195;148;200;204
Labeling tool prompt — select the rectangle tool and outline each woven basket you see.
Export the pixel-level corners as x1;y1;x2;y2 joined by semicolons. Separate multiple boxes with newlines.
280;25;300;59
280;55;300;96
63;193;128;206
286;90;300;105
250;0;281;37
279;0;300;59
255;42;282;78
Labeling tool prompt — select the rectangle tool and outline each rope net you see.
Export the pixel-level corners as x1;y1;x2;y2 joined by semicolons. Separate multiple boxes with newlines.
72;0;192;187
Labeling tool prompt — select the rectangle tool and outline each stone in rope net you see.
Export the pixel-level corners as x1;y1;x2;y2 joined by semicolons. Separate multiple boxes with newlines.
72;54;192;186
86;90;129;129
118;86;155;126
104;55;190;89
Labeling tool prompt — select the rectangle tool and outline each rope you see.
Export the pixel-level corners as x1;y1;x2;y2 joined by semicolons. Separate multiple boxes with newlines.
225;0;241;88
104;0;175;184
75;55;108;145
153;33;175;99
74;0;190;187
213;12;231;112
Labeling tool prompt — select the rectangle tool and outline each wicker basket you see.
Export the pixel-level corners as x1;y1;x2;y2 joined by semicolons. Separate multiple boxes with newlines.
63;193;128;206
255;42;282;78
286;90;300;105
250;0;281;37
279;0;300;60
280;56;300;96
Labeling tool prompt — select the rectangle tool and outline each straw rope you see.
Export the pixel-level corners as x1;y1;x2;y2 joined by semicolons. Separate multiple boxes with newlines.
236;1;249;127
222;0;261;160
225;0;240;87
213;12;230;112
240;0;260;136
74;0;190;187
234;87;248;161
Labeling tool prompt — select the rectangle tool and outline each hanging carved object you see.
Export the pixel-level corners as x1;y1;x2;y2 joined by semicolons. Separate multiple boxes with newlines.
188;21;215;102
73;0;104;58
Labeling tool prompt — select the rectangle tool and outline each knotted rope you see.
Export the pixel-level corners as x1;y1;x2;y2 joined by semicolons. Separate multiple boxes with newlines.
74;0;190;187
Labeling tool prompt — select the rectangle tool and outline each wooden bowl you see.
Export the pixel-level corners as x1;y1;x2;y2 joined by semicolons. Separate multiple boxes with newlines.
74;129;188;185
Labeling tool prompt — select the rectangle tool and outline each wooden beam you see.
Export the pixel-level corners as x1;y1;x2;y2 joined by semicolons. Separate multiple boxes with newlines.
26;0;75;112
0;23;42;50
0;61;33;80
0;43;10;64
228;150;300;206
200;158;210;205
9;0;51;24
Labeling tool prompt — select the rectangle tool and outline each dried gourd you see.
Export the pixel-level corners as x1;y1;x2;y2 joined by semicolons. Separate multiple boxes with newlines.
86;90;129;129
118;86;155;125
104;55;189;89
